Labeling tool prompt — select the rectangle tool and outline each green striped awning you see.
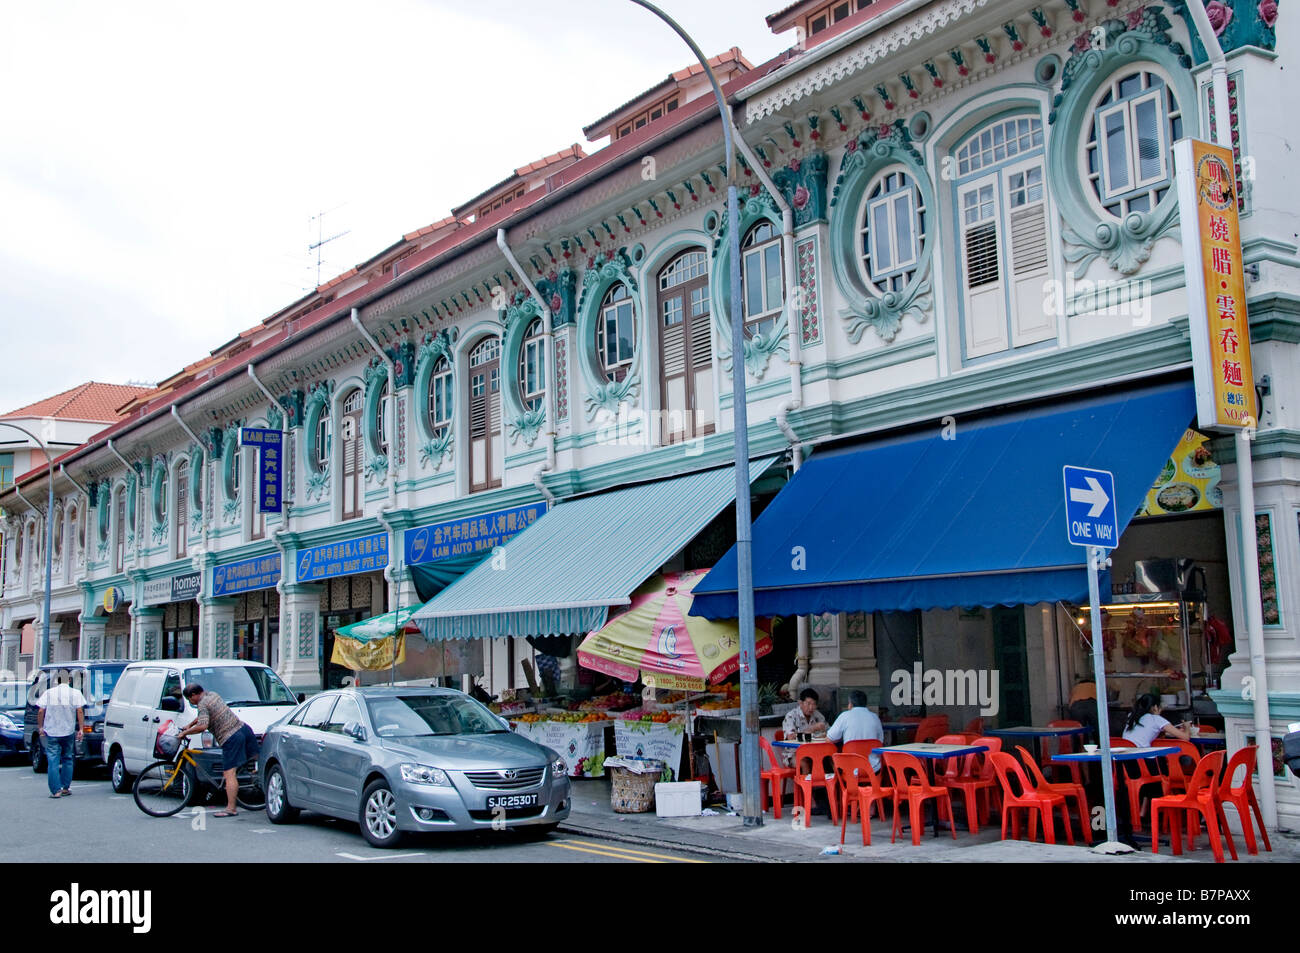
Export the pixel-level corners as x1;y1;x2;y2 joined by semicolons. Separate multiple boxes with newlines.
412;458;776;642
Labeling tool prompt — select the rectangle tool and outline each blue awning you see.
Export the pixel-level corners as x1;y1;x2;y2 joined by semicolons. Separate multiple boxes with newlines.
413;458;777;641
690;380;1197;619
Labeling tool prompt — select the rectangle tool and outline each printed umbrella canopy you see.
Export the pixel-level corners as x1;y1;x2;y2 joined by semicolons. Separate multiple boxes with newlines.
336;606;422;645
577;570;772;691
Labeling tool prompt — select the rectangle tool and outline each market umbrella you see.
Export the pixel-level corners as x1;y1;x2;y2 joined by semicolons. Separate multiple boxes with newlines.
577;570;772;691
335;606;422;644
331;606;420;676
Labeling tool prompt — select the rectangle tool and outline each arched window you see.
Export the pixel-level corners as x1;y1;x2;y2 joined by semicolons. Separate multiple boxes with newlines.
598;285;636;382
69;504;81;554
951;115;1053;361
372;380;390;457
1086;70;1182;217
427;357;452;438
341;389;365;520
52;510;63;560
657;249;714;443
859;168;927;295
314;406;331;474
741;222;783;338
175;460;189;558
14;521;23;569
518;317;546;412
468;337;502;493
114;488;126;574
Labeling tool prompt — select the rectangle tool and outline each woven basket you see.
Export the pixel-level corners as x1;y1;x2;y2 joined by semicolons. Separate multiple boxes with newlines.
609;766;659;814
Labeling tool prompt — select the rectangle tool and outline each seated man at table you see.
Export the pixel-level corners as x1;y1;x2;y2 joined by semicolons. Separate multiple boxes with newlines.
781;688;829;767
826;690;884;771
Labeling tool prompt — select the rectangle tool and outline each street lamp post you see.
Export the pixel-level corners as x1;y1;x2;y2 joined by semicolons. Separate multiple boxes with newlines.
628;0;762;826
0;423;58;671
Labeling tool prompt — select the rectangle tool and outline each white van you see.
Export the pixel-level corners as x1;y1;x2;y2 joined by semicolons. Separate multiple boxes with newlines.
102;659;299;792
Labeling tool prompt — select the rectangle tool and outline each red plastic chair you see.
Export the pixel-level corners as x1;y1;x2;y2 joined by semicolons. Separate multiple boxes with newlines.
964;717;985;736
831;753;892;846
1213;746;1271;855
1152;739;1200;796
759;736;795;819
792;742;840;828
1151;751;1237;863
1106;738;1163;832
842;739;882;760
1044;720;1084;784
882;751;956;846
939;736;1000;834
1016;745;1090;842
913;715;950;744
988;751;1073;846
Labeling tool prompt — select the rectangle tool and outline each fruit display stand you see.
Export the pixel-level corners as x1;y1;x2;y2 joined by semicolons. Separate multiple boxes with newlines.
509;714;610;778
613;710;687;780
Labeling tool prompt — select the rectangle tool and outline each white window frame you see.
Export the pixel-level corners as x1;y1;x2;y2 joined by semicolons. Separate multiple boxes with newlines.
741;223;783;338
598;286;636;382
1084;69;1180;219
519;317;546;412
859;168;925;295
428;357;452;438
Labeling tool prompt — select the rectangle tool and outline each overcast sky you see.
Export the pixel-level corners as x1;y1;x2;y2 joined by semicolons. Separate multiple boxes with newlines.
0;0;789;414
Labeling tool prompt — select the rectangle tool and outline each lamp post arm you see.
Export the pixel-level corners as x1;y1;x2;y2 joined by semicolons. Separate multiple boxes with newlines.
0;422;57;669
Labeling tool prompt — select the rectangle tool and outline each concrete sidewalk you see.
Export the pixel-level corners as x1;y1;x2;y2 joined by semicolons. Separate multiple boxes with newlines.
559;779;1300;864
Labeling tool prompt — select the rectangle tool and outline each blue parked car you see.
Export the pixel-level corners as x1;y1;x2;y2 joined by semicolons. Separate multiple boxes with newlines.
0;681;26;760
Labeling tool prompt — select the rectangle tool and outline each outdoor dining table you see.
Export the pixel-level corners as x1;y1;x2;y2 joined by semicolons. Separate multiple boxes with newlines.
1051;745;1172;763
1188;731;1226;747
876;742;989;838
986;724;1088;764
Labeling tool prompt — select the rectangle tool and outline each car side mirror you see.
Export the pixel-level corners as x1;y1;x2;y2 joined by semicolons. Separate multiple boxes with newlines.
297;693;306;703
159;696;182;713
344;721;367;743
497;715;512;731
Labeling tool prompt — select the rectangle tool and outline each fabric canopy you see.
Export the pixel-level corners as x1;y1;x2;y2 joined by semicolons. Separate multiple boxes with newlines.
690;379;1197;619
413;457;776;641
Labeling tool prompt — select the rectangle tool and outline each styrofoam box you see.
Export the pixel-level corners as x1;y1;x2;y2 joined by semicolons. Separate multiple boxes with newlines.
654;781;703;818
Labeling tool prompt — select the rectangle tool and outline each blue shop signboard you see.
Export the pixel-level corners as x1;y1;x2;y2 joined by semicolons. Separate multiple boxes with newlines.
403;501;547;566
296;532;389;584
212;553;282;598
241;427;283;514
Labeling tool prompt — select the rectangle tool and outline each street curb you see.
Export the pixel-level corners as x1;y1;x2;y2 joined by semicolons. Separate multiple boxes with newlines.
557;820;789;863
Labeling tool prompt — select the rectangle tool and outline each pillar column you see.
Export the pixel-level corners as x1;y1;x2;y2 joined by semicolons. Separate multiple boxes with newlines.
130;608;163;661
199;597;238;659
0;626;20;677
279;583;324;692
78;616;107;662
43;622;63;663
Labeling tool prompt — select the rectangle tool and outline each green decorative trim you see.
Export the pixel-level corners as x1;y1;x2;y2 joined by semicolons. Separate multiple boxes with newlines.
828;120;935;344
413;328;456;471
711;188;789;379
150;456;168;544
1211;689;1300;721
188;448;204;530
535;269;576;328
1245;292;1300;342
363;358;390;481
1207;428;1300;465
1047;8;1197;276
504;447;548;467
302;380;332;493
801;336;938;385
1167;0;1279;59
278;389;305;430
771;151;829;228
576;249;641;420
502;295;548;448
221;423;241;523
718;375;792;409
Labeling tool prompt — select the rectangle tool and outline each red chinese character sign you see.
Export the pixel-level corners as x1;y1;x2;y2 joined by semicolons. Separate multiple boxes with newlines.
1175;139;1257;430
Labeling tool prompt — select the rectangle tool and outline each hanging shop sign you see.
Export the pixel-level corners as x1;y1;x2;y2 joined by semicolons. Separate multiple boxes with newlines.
141;571;203;607
241;427;284;514
101;586;126;614
213;553;282;598
1136;429;1223;517
403;501;547;566
1175;138;1257;431
296;532;389;583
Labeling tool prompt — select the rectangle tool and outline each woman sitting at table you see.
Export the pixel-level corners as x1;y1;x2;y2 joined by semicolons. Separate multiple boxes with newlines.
1121;693;1192;746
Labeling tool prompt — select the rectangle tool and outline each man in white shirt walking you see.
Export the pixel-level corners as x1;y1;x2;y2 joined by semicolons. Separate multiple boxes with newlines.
36;672;87;799
826;690;885;771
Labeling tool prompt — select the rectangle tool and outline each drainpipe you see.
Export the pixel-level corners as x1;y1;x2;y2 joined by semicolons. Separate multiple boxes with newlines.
733;120;809;693
497;228;558;507
1186;0;1276;830
106;439;136;565
60;465;89;584
170;406;213;552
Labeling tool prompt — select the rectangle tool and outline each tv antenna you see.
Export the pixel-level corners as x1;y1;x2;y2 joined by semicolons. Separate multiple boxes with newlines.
308;204;351;288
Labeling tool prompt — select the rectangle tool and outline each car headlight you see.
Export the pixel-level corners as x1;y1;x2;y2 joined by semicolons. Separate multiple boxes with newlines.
0;714;15;731
551;756;566;776
400;763;451;786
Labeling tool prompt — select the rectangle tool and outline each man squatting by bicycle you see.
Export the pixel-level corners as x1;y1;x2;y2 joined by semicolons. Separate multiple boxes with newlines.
175;684;259;818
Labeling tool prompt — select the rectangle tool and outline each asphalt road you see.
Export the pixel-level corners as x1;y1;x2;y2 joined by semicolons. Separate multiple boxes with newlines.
0;760;709;864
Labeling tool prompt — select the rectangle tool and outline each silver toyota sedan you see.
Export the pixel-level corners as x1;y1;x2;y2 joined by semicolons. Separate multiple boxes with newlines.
259;686;571;847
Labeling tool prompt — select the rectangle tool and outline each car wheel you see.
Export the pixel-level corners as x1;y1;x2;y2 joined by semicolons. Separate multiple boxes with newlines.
264;764;299;824
110;751;133;793
30;741;45;774
360;779;404;848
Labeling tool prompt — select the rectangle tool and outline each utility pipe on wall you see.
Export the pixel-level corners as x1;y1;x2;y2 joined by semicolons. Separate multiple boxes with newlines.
105;439;137;566
171;406;213;552
497;229;558;507
59;465;89;584
350;309;398;511
733;122;810;694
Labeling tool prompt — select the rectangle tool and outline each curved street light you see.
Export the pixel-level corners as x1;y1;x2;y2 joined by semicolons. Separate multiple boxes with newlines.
0;422;57;671
627;0;761;826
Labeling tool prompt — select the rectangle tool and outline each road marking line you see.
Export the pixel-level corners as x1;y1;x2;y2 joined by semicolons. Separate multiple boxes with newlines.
335;851;425;861
564;839;708;863
547;842;664;863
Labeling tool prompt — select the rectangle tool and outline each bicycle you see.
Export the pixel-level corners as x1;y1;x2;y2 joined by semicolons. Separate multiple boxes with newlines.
133;736;266;817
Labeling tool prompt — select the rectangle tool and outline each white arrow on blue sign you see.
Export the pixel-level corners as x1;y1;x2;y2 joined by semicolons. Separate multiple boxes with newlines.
1063;465;1119;549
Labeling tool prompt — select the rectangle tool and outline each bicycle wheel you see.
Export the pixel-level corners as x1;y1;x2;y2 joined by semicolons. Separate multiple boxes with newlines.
133;760;193;817
234;759;265;811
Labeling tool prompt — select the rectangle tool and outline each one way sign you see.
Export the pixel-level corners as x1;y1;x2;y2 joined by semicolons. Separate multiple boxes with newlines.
1063;466;1118;549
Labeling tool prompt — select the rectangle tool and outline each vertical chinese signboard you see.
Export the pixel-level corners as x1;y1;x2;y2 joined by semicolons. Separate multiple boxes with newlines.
241;427;283;514
1175;138;1257;431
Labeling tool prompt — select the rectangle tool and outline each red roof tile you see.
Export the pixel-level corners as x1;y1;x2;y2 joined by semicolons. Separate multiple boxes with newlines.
1;382;154;423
